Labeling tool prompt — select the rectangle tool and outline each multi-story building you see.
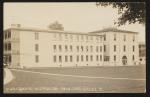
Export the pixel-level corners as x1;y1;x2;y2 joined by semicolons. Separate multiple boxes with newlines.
3;25;139;68
89;27;139;66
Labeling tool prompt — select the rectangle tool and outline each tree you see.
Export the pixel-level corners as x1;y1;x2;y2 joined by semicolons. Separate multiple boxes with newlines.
48;21;64;31
96;2;145;26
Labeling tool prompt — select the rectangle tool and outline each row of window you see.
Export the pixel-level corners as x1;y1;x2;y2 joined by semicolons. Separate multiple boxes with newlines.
53;55;103;63
4;43;11;51
53;45;103;53
104;34;135;42
53;33;103;42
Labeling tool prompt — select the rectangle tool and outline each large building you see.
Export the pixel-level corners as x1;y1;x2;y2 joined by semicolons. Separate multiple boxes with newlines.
3;25;139;68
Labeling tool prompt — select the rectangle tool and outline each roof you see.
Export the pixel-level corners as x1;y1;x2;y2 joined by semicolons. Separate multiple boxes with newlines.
4;27;103;37
89;27;138;34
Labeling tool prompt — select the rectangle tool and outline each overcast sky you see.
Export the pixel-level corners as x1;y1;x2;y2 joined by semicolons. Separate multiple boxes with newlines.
4;2;145;42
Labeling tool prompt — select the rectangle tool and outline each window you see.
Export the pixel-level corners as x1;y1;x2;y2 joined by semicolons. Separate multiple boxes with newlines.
86;46;89;52
53;45;56;52
86;55;88;61
5;43;7;51
90;46;93;52
35;32;39;40
59;56;62;62
77;46;79;52
8;31;11;38
96;46;99;52
114;34;116;41
133;35;135;41
8;43;11;51
114;55;116;61
81;55;83;62
104;56;109;61
70;55;73;62
124;45;126;52
59;45;62;52
90;55;93;61
104;35;106;41
96;55;99;61
77;55;79;62
96;36;99;42
100;55;102;61
100;46;102;52
65;45;68;52
5;32;7;39
133;46;135;52
35;55;39;63
104;45;106;52
35;44;39;51
70;45;73;52
65;55;68;62
53;55;56;63
114;45;116;52
123;35;126;41
133;55;134;61
80;46;83;52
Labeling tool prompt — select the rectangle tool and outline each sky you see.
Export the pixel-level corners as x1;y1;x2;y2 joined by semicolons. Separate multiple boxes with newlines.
4;2;145;42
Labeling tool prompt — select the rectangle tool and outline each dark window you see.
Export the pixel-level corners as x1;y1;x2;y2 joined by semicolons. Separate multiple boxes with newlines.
100;46;102;52
8;43;11;51
77;55;79;62
8;55;11;62
114;45;116;52
133;55;134;61
124;35;126;41
104;45;106;52
59;45;62;52
124;45;126;52
90;55;93;61
77;46;79;52
133;46;135;52
35;44;39;51
114;55;116;61
59;56;62;62
96;55;99;61
114;34;116;41
104;35;106;41
53;55;56;63
35;55;39;63
100;55;102;61
96;46;99;52
81;55;83;61
86;46;88;52
70;45;73;52
65;56;68;62
90;46;93;52
53;45;56;52
86;55;88;61
81;46;83;52
70;55;73;62
65;45;68;52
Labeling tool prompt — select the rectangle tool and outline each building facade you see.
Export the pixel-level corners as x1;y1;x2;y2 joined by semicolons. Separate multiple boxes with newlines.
139;42;146;65
3;26;139;68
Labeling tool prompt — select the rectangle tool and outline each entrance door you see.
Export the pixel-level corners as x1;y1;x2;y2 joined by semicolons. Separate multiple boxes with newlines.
122;56;127;65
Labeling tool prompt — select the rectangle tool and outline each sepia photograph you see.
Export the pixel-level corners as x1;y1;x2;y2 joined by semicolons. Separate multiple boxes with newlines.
3;2;146;93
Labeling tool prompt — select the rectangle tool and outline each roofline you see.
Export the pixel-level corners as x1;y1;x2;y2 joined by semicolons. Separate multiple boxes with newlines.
89;29;139;34
4;27;104;37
